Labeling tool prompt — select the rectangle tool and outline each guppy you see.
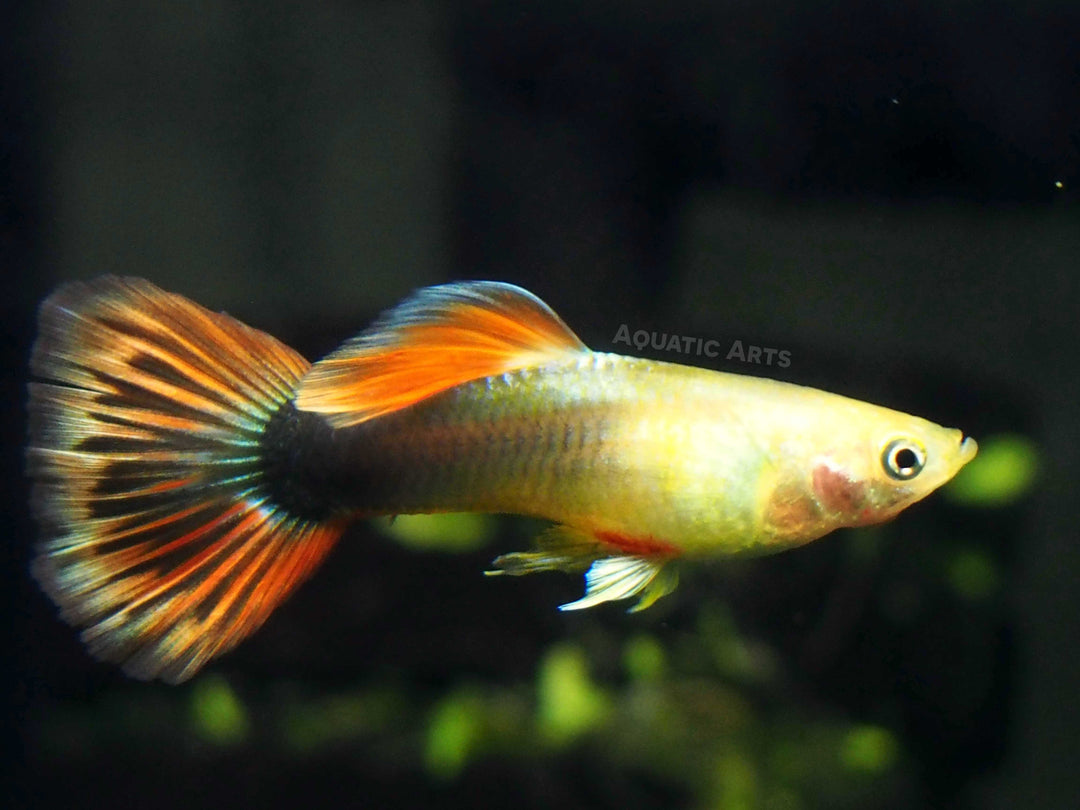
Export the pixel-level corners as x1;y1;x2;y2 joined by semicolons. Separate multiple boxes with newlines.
27;278;977;683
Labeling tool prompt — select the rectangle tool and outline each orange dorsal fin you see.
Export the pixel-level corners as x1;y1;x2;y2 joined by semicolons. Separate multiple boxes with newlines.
295;281;589;428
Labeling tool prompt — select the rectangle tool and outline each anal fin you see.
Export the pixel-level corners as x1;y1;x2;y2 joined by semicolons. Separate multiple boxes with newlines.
559;556;677;613
486;524;679;613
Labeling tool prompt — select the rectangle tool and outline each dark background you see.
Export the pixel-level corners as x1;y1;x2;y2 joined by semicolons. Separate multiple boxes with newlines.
3;1;1076;808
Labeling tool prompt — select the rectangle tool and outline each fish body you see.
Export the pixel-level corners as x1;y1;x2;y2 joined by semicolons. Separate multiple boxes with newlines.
27;278;976;682
287;353;972;557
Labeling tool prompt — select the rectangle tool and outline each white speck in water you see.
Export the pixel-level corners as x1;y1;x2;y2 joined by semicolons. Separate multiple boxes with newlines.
1054;180;1064;189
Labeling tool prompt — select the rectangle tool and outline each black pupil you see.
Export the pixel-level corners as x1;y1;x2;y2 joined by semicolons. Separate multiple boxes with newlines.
893;447;918;471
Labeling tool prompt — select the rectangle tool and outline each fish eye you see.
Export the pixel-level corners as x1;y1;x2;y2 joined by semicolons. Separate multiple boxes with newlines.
881;439;926;480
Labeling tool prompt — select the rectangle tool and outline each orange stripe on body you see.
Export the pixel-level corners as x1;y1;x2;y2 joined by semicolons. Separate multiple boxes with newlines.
594;530;681;558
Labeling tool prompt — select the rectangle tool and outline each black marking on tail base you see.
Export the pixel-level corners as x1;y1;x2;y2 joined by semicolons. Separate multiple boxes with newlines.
258;400;346;523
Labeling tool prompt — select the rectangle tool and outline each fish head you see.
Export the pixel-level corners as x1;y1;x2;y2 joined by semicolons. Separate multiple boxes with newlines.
763;406;977;545
817;420;977;527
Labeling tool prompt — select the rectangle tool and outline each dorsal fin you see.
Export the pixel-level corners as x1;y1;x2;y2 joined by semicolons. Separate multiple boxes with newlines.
296;281;589;428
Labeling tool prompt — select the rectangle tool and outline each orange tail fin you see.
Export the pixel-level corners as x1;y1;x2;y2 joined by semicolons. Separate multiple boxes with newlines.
28;278;345;683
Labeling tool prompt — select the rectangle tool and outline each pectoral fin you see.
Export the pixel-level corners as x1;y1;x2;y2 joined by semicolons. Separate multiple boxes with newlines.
485;525;597;577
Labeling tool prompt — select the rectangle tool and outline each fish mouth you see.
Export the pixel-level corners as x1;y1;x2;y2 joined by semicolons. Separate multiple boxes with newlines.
957;434;978;467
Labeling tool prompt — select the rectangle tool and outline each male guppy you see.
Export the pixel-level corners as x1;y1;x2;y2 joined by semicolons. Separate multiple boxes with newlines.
27;278;976;682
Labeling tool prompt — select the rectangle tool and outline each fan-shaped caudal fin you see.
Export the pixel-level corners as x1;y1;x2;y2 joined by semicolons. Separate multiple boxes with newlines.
28;277;345;683
295;281;589;428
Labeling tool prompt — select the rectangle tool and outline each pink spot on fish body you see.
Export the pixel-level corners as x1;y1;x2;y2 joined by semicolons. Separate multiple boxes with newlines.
812;461;868;516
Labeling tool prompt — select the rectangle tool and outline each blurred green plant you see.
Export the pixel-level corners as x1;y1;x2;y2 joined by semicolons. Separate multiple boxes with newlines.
280;686;406;753
839;725;899;774
189;675;249;746
946;547;1000;601
425;688;485;780
537;643;613;746
371;512;496;552
944;433;1038;507
695;604;780;686
711;751;758;810
623;633;667;683
42;631;912;808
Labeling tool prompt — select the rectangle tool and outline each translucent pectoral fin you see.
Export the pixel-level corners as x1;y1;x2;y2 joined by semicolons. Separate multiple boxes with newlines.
558;556;675;612
485;549;589;576
485;525;599;577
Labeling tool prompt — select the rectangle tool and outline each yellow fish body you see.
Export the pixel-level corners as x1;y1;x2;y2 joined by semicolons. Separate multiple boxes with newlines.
27;278;976;682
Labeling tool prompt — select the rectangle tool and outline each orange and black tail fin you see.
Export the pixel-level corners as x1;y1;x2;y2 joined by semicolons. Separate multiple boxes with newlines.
28;277;345;683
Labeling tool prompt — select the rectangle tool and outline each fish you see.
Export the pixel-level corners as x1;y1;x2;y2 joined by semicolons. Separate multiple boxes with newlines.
27;277;977;683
